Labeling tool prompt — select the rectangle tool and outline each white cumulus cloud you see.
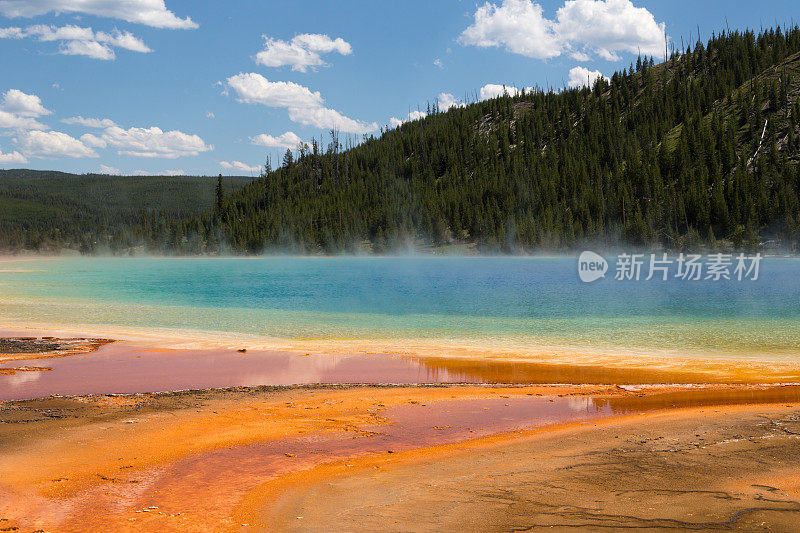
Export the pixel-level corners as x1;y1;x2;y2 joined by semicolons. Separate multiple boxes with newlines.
0;0;197;29
62;116;118;128
15;130;98;158
567;66;608;88
0;26;23;38
226;73;377;134
459;0;666;62
256;33;352;72
96;28;152;52
98;164;120;174
571;50;591;61
389;110;428;129
287;106;375;134
459;0;561;60
89;126;213;159
0;148;27;164
479;83;535;100
79;133;108;149
1;88;50;117
60;39;115;60
227;73;323;108
437;92;465;111
557;0;666;60
220;160;260;173
0;89;50;131
0;110;48;131
0;25;152;60
250;131;304;150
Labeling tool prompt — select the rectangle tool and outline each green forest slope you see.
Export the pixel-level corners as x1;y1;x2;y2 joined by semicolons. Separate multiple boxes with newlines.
185;26;799;255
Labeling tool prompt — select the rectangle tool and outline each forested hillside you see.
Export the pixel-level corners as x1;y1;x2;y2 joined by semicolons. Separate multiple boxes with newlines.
0;171;251;253
180;26;799;255
4;26;800;255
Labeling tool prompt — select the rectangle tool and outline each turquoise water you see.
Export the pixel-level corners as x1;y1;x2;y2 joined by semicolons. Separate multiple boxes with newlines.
1;256;799;356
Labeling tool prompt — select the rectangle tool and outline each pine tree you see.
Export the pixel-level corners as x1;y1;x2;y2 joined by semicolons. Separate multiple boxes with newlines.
282;149;294;168
215;174;225;214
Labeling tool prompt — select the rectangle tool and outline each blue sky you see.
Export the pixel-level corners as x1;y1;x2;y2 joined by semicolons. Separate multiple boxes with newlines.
0;0;797;176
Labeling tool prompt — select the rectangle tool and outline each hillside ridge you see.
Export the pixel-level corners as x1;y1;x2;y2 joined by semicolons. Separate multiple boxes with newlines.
2;26;800;255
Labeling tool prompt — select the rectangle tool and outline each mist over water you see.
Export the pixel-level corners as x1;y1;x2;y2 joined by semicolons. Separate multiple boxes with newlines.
1;256;799;356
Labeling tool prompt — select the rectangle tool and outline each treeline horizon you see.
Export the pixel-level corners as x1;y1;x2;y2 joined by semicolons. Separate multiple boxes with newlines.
2;24;800;255
0;171;252;253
